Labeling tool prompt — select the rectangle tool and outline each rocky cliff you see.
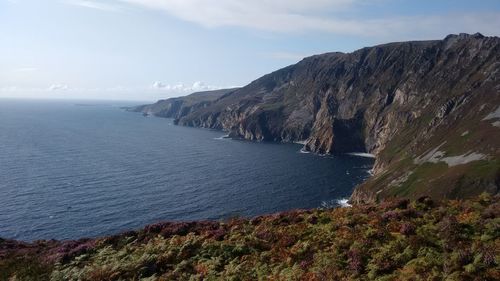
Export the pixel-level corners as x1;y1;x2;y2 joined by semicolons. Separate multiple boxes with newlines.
134;33;500;202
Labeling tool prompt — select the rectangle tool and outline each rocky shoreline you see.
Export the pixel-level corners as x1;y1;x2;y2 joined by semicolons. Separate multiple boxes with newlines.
132;33;500;202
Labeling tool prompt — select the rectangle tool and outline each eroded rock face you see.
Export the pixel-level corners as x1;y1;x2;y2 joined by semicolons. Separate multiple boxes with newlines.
135;33;500;201
174;34;497;152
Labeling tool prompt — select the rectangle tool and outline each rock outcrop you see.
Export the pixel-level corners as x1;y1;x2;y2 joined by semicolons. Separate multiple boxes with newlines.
134;33;500;201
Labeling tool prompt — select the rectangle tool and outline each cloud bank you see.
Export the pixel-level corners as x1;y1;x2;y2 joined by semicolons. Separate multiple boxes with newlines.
48;84;69;91
0;81;233;101
151;81;222;92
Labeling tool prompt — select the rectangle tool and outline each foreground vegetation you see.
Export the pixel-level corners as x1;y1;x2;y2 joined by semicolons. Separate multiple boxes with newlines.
1;194;499;280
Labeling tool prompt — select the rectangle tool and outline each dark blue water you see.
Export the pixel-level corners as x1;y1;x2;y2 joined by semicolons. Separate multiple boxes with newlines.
0;99;373;241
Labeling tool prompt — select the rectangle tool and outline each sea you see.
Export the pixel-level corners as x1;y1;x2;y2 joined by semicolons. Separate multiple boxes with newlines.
0;99;374;241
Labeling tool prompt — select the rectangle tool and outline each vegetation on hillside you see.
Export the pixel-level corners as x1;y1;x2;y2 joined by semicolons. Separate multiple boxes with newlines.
1;194;499;280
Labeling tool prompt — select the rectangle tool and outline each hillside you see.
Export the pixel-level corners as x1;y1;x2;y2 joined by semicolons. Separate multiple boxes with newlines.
130;88;239;118
1;195;498;280
134;33;500;202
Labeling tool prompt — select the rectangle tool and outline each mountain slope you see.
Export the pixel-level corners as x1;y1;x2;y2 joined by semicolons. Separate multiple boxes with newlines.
130;88;239;118
135;33;500;201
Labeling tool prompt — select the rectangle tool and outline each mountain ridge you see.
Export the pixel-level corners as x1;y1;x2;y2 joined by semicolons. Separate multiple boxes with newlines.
132;33;500;202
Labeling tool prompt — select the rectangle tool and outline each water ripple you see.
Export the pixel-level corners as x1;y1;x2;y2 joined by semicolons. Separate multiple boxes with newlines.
0;99;373;240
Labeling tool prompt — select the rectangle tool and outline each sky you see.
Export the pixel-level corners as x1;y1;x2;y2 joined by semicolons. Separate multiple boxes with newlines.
1;0;500;101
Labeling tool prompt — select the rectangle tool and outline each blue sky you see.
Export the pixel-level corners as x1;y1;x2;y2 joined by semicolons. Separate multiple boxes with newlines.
1;0;500;101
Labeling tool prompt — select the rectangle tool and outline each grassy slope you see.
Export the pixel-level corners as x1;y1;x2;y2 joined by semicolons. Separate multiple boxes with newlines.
130;88;239;116
1;195;499;281
356;93;500;202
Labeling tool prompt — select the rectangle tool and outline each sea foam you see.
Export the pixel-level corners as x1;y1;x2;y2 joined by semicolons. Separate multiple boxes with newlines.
346;152;376;158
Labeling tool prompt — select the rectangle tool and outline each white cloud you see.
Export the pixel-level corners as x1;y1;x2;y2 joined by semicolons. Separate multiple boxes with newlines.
118;0;500;39
191;81;212;91
0;83;236;101
151;81;222;92
48;84;69;91
152;81;167;89
120;0;362;33
1;82;223;95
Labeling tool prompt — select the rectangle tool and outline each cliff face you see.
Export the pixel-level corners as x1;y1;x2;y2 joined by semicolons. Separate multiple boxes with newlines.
135;33;500;201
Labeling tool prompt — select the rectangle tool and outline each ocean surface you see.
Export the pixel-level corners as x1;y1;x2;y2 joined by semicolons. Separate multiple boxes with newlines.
0;99;374;241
